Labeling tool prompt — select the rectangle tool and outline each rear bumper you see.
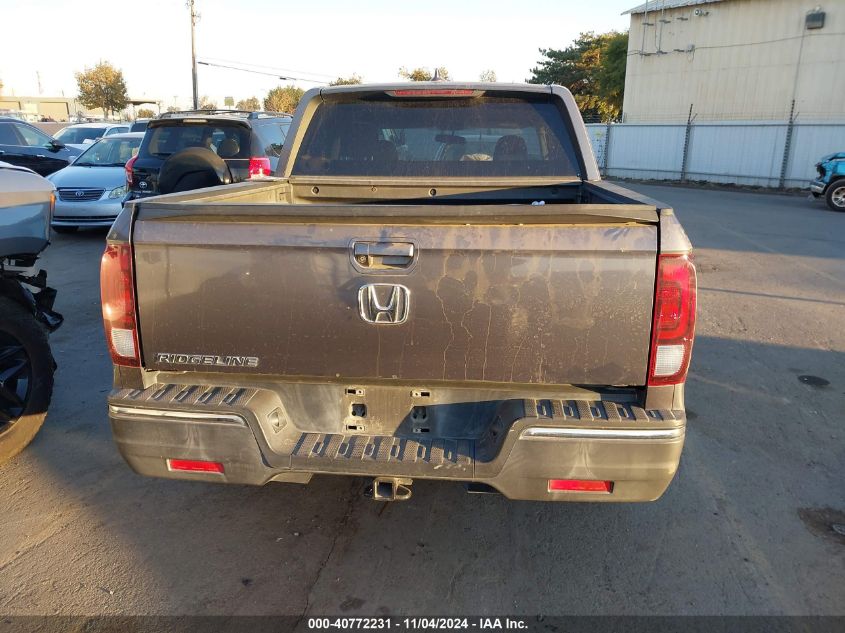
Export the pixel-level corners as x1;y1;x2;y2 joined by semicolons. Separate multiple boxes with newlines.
108;384;685;502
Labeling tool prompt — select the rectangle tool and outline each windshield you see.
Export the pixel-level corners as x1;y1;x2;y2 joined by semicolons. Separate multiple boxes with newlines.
74;137;141;167
55;126;110;144
292;96;580;178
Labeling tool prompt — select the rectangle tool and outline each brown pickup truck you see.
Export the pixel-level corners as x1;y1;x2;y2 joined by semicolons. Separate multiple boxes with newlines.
101;83;696;502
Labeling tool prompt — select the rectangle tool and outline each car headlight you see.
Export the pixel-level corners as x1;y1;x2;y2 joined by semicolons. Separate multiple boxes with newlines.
108;185;127;199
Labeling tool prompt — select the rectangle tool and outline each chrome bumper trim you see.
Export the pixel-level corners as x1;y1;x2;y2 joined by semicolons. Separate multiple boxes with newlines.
520;426;684;440
108;405;246;426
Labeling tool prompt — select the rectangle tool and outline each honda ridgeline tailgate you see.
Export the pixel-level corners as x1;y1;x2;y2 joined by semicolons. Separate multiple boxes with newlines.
132;205;657;386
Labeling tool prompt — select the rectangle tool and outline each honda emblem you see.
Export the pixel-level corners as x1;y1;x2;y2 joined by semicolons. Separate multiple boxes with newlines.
358;284;410;324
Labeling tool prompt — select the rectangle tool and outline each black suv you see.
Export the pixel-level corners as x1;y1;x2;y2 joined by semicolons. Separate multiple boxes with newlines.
126;110;292;199
0;117;82;176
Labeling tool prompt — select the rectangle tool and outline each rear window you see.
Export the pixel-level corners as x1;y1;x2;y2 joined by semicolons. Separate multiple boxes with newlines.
255;121;290;157
292;96;580;178
139;122;251;160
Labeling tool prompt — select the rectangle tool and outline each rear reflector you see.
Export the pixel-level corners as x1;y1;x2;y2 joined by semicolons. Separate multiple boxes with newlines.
549;479;613;493
167;459;224;473
100;244;140;367
648;254;697;386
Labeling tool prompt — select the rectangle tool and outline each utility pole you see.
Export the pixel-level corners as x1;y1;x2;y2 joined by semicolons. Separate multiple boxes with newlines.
188;0;199;109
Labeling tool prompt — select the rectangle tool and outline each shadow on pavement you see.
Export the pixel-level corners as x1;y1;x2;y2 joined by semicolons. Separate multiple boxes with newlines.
3;334;841;616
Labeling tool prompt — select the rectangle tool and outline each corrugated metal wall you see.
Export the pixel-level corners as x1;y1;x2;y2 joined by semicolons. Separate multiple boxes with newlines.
587;120;845;188
623;0;845;123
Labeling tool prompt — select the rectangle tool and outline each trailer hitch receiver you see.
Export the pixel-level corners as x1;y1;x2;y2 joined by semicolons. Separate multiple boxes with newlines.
371;477;413;501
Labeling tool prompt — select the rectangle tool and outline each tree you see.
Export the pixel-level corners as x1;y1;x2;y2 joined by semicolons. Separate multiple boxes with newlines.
398;66;450;81
137;108;155;118
236;96;261;110
0;78;4;95
527;31;628;121
75;62;129;117
479;69;497;82
264;85;304;113
166;105;181;113
595;32;628;120
198;95;217;110
329;74;363;86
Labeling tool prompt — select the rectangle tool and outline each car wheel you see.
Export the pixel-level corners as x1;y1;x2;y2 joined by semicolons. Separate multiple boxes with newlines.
52;226;78;234
825;179;845;212
0;298;55;466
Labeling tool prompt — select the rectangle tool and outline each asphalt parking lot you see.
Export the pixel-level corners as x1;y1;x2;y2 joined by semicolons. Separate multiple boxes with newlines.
0;184;843;617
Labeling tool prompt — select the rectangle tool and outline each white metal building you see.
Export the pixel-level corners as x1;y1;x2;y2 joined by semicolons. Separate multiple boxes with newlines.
621;0;845;122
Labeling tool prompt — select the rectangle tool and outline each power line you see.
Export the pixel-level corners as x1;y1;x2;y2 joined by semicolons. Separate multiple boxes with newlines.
630;30;845;56
196;60;329;84
199;56;335;80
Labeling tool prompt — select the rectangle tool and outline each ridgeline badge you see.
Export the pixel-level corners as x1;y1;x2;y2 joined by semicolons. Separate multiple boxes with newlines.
156;353;259;368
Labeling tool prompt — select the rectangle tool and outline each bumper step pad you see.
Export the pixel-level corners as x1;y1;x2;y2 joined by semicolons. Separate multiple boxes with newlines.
524;398;680;423
291;433;474;477
112;384;258;409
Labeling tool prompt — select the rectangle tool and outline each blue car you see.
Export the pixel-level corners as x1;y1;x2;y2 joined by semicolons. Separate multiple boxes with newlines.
810;152;845;211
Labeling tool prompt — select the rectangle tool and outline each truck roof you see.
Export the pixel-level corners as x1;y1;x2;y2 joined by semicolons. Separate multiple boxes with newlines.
316;81;558;98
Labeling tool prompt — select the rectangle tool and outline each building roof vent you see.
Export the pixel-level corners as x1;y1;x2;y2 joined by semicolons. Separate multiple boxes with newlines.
806;8;825;30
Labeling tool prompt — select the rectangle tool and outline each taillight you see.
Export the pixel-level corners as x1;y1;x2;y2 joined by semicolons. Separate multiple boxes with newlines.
125;154;137;187
248;156;272;178
100;243;140;367
648;254;697;386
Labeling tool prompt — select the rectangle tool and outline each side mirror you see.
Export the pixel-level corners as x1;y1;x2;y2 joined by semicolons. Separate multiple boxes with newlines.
50;139;66;150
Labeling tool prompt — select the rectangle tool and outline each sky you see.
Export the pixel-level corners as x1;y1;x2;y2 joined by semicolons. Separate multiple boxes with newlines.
1;0;634;109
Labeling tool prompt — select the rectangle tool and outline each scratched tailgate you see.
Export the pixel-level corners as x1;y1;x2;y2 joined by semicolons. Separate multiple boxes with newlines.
133;212;657;386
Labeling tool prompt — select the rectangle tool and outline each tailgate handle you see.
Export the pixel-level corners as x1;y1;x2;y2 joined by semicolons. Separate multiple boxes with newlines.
353;241;415;269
